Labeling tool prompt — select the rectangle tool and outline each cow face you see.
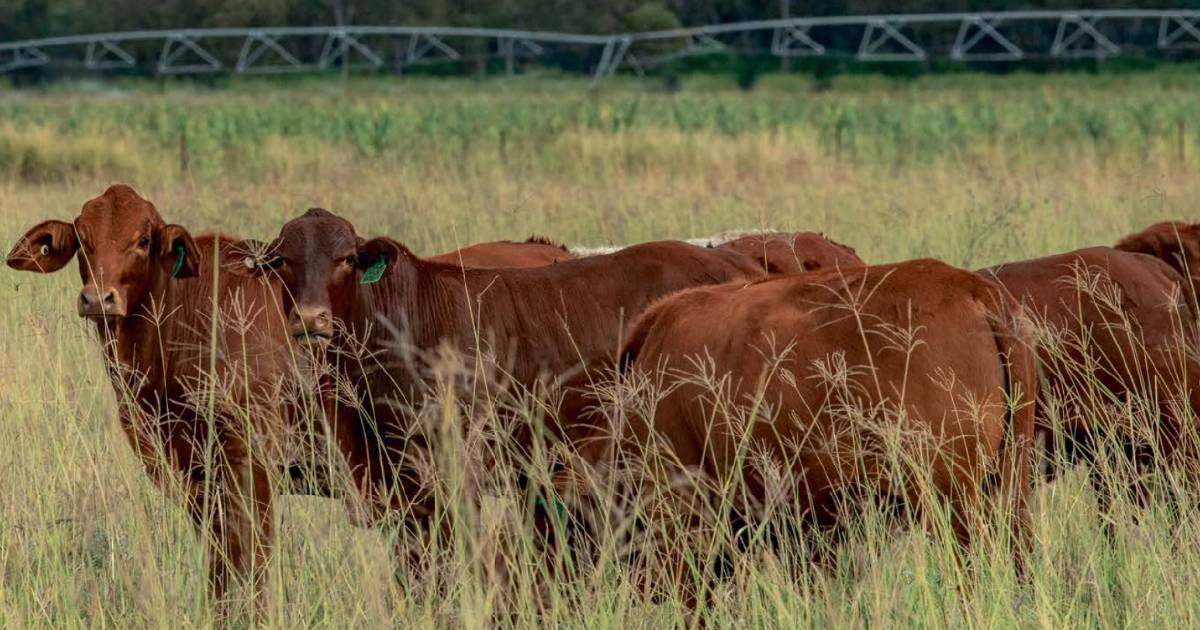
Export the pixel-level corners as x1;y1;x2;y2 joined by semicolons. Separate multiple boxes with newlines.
233;208;400;347
6;185;200;321
1117;222;1200;288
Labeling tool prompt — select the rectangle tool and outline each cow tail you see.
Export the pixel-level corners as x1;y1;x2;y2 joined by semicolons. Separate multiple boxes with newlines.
988;291;1038;576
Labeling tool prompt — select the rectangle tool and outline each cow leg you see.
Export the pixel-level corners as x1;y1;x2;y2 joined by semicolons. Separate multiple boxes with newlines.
1087;459;1126;542
657;486;730;620
654;514;708;621
1060;418;1124;539
526;482;575;615
943;460;1032;581
996;409;1036;579
796;486;853;575
804;519;849;576
1164;391;1200;524
1149;375;1200;525
192;452;276;623
945;480;986;559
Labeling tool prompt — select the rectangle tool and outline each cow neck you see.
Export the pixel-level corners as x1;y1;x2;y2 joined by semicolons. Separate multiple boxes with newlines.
94;266;191;403
351;247;472;358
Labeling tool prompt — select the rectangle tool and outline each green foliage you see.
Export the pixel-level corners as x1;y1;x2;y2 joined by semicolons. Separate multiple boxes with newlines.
623;2;681;32
3;72;1199;184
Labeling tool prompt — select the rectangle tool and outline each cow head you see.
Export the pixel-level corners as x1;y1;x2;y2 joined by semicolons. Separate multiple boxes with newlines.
1116;222;1200;288
231;208;402;347
6;184;200;321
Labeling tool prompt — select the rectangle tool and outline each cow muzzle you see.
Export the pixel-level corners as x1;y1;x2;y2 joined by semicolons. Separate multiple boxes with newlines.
78;286;126;319
290;307;334;346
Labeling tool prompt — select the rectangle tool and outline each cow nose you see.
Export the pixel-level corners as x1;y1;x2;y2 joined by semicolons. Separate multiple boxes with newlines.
291;307;333;343
78;286;125;318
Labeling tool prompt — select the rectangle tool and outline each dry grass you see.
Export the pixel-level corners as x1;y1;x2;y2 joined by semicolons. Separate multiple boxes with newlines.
2;73;1200;628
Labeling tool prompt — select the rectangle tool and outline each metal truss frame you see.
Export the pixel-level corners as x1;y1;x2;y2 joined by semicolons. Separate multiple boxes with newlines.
406;33;461;65
1;10;1199;77
1159;15;1200;49
158;34;222;73
1050;15;1120;58
0;45;48;72
86;39;136;69
236;32;303;73
952;17;1023;61
858;19;926;61
318;30;383;68
771;25;825;57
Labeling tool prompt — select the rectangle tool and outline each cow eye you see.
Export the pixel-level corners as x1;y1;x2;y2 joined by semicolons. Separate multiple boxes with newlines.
136;236;151;250
341;256;357;267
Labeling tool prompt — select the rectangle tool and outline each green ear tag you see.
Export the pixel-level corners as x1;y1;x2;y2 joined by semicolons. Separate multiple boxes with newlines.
534;495;570;525
360;256;387;285
170;242;186;278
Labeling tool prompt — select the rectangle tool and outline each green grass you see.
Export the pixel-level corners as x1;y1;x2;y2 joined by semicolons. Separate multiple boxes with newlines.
7;72;1200;173
2;71;1200;628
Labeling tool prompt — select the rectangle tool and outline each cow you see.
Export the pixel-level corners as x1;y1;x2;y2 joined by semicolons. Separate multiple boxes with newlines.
612;259;1036;593
980;247;1200;519
5;185;313;618
227;208;763;565
1116;221;1200;303
428;236;574;268
717;231;864;274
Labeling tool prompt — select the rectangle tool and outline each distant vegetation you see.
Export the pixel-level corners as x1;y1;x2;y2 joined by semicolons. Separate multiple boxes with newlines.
3;0;1194;40
6;1;1200;83
5;70;1200;180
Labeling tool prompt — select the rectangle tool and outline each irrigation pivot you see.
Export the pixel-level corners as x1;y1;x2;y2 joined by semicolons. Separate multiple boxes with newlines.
3;10;1200;77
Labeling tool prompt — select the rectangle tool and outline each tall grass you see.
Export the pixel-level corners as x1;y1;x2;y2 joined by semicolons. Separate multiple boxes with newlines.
2;72;1200;627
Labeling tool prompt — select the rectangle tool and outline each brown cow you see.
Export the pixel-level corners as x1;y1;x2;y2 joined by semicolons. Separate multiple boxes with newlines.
1117;221;1200;300
614;260;1036;587
428;236;574;268
980;247;1200;517
6;185;310;617
717;231;864;274
229;208;762;532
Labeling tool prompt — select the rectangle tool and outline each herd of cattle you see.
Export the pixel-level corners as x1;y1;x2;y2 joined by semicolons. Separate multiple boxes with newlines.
7;183;1200;612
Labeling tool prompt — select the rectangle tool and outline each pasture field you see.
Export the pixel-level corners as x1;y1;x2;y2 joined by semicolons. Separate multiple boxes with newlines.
2;70;1200;628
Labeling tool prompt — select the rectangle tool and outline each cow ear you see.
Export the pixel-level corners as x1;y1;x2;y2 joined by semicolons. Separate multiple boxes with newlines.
6;220;78;273
356;237;403;284
225;239;281;278
157;224;201;279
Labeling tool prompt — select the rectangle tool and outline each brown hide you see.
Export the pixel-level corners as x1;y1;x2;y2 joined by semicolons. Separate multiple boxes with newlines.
428;236;574;268
1116;221;1200;303
616;259;1036;582
718;231;864;274
981;247;1200;513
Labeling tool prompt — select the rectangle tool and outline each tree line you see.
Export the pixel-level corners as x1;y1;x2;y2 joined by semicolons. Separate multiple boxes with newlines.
4;0;1199;42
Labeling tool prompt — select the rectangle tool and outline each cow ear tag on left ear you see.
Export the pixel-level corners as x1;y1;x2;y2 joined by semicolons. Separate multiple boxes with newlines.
360;256;387;284
170;241;186;278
